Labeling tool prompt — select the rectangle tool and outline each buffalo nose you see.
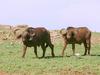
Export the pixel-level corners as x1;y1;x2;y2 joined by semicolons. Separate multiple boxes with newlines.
29;38;33;41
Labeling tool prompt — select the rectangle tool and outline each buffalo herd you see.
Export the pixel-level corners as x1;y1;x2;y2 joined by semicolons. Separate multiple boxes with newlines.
17;26;91;58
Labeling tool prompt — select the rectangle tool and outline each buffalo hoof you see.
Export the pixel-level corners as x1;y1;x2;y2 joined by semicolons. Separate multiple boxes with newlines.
38;57;44;59
83;54;86;56
53;55;55;57
88;53;91;56
72;54;75;56
61;54;64;56
22;56;25;58
41;56;45;58
52;54;55;57
36;56;39;58
61;55;64;57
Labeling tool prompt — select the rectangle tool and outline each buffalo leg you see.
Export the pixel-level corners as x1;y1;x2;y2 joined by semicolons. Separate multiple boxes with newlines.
46;39;55;57
62;42;67;56
88;42;91;55
34;46;38;58
22;45;27;58
72;44;75;55
41;44;46;58
83;42;87;55
49;43;55;57
86;40;91;55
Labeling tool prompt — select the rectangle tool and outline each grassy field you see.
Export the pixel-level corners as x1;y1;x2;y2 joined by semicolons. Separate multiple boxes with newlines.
0;32;100;75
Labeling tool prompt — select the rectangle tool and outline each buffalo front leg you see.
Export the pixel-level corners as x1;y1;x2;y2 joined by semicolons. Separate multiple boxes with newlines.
41;44;46;58
72;44;75;55
22;45;27;58
34;46;38;58
62;42;67;56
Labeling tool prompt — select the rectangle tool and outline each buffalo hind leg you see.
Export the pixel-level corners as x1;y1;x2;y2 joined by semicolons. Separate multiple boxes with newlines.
22;45;27;58
34;46;38;58
88;43;91;55
83;42;87;55
46;39;55;57
72;44;75;56
87;40;91;55
49;43;55;57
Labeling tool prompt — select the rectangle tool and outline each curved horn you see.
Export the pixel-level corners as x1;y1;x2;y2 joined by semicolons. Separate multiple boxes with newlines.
60;28;67;35
32;33;36;36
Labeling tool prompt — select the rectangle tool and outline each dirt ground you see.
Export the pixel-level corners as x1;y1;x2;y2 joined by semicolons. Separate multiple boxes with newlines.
0;69;96;75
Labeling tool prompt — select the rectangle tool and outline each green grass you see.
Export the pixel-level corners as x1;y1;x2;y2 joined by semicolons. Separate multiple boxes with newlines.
0;33;100;75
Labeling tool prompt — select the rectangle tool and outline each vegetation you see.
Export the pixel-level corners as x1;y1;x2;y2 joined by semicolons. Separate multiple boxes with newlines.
0;32;99;75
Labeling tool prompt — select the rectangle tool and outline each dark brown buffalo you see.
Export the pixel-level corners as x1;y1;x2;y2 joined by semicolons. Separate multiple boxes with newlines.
60;27;91;56
17;27;55;58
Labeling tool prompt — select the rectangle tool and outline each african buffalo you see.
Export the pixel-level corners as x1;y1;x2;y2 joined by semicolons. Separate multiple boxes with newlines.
17;27;55;58
60;27;91;56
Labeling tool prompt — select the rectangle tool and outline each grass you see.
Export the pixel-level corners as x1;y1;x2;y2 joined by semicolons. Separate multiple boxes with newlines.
0;33;100;75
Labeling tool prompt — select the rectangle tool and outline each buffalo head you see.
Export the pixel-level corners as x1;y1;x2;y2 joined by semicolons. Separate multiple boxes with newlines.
60;27;78;39
26;27;36;41
66;27;78;39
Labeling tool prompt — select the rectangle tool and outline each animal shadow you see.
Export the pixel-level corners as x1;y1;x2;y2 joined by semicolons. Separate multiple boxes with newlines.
90;54;100;56
43;56;63;59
